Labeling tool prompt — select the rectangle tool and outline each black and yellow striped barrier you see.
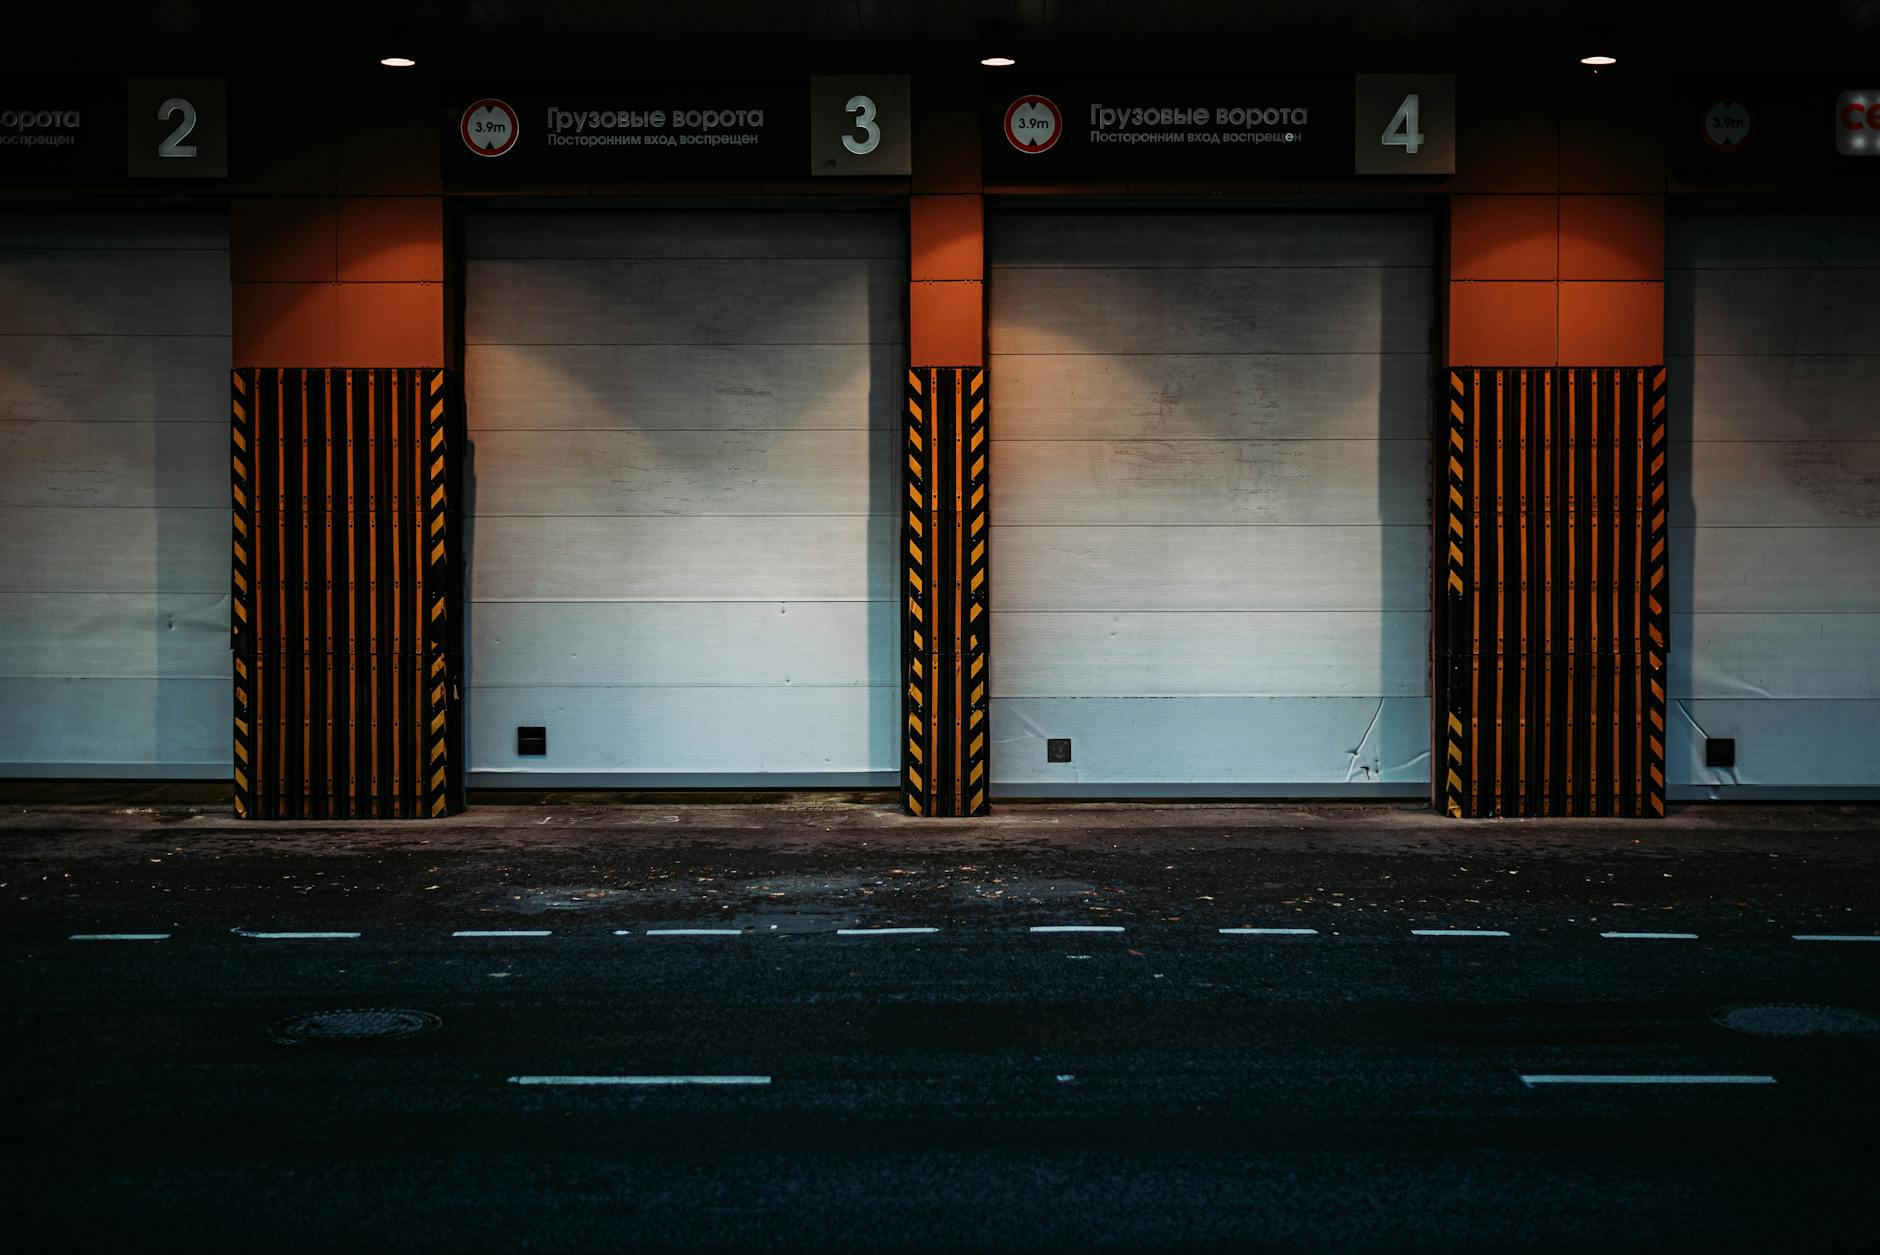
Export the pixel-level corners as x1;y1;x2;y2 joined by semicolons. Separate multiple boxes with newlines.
903;366;990;818
1438;366;1668;818
230;368;464;820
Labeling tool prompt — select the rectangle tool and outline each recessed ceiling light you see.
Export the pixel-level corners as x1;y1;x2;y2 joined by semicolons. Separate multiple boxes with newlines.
980;56;1016;67
380;56;417;68
1580;54;1617;66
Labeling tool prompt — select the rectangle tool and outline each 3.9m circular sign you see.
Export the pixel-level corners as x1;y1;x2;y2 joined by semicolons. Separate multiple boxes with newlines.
1003;95;1062;154
461;98;519;157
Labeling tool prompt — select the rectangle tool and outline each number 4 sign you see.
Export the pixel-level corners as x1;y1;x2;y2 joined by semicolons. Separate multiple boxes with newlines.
810;76;910;176
1354;74;1454;175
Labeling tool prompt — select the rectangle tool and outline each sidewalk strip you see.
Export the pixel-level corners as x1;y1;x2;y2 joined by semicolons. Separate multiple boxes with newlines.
1413;929;1510;937
1520;1074;1775;1087
642;928;743;936
507;1075;771;1086
836;927;940;936
453;930;552;938
69;933;170;942
1218;927;1319;936
1792;934;1880;943
1600;931;1699;940
1030;925;1125;934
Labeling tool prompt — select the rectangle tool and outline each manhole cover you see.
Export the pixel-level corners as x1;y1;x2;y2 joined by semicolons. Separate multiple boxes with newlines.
1713;1003;1880;1038
267;1008;440;1045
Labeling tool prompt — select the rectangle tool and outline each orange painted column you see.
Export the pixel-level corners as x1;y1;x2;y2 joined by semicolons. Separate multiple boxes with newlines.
229;75;448;367
1448;68;1665;367
1439;66;1667;820
901;80;990;816
226;73;462;819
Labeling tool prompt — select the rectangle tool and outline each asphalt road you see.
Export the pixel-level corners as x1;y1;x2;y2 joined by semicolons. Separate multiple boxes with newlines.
2;796;1877;1252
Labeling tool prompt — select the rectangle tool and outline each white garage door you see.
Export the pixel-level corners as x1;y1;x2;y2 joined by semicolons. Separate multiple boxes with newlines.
0;213;231;777
1668;211;1880;794
464;210;903;784
988;211;1433;794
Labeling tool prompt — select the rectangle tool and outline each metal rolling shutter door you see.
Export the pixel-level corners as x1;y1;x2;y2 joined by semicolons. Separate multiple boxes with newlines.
0;212;232;777
464;210;904;783
1667;212;1880;793
988;210;1434;793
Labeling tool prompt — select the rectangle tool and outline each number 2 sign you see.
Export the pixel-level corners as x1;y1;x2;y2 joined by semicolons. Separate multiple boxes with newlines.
127;78;227;178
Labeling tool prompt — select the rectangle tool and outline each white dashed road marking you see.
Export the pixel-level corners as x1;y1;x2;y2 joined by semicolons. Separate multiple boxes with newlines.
69;933;170;942
1030;925;1125;934
507;1075;771;1086
1792;934;1880;943
640;928;743;937
453;930;553;938
1412;929;1511;937
232;930;361;940
1600;932;1699;940
837;927;940;936
1520;1074;1776;1087
1219;927;1319;936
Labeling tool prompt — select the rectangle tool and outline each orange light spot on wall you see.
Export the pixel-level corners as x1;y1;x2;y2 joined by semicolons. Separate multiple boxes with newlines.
338;197;444;283
912;194;985;282
1559;195;1665;281
1451;195;1558;280
230;199;337;283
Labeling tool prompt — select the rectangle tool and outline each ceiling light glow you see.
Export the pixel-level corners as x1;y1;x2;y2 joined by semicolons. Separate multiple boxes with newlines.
380;56;417;68
981;56;1016;67
1580;54;1617;66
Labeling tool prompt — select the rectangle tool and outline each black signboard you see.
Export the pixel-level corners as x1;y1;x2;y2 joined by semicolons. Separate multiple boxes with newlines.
982;78;1352;180
1673;77;1880;180
0;80;126;180
443;80;805;181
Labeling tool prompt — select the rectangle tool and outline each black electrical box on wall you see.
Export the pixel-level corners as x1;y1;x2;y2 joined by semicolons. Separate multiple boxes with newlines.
1705;738;1735;769
518;727;547;757
1047;738;1072;763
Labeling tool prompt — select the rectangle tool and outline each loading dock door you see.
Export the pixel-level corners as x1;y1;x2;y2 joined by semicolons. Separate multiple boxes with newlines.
464;210;904;784
1668;211;1880;792
988;210;1434;794
0;212;232;777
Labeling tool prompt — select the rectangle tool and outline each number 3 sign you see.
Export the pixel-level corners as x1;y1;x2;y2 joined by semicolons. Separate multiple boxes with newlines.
1353;75;1453;175
810;76;910;176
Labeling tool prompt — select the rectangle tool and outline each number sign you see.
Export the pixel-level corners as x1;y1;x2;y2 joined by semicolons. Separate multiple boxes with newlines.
810;76;909;175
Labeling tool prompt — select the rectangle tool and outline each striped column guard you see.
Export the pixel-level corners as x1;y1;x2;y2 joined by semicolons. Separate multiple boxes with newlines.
230;368;464;820
902;366;990;817
1437;366;1666;819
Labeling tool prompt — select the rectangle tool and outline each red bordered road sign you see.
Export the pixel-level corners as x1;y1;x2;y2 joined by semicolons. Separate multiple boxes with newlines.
1003;95;1062;154
461;99;520;157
